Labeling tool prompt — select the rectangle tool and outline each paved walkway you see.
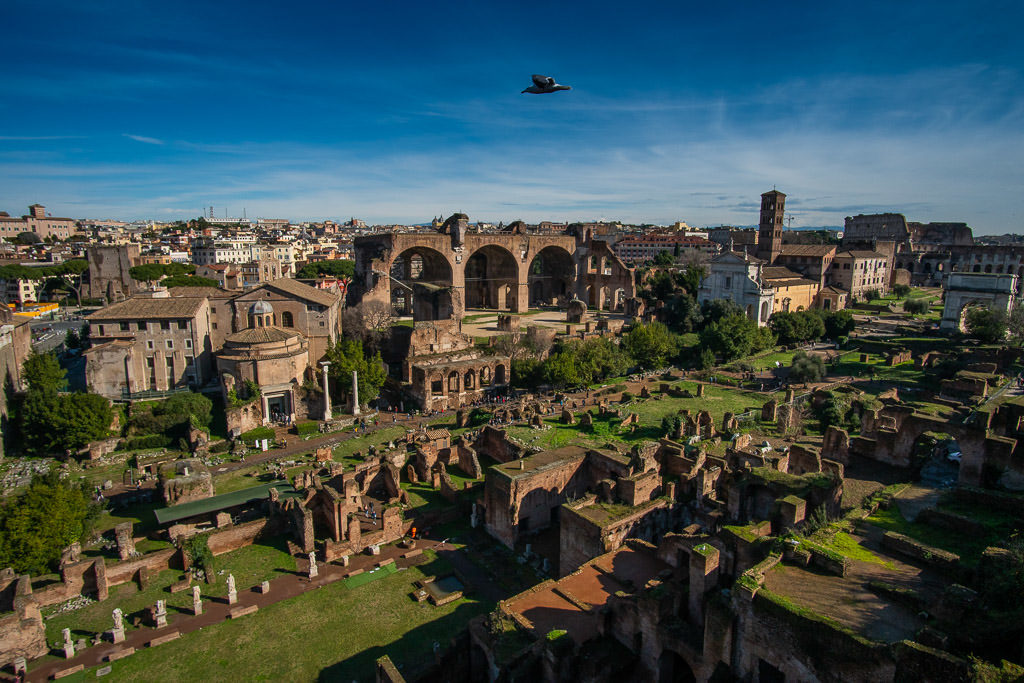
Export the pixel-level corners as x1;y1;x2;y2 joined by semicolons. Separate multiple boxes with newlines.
23;533;465;682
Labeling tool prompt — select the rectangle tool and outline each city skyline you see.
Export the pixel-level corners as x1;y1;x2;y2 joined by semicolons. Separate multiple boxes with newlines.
1;0;1022;232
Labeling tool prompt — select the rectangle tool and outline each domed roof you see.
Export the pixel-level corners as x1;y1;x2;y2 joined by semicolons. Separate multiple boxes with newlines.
249;299;273;315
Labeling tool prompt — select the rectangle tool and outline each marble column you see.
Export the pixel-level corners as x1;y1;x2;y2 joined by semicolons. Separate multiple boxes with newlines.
321;362;331;421
352;370;360;415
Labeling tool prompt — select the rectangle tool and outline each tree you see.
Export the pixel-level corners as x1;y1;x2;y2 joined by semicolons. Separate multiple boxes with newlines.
1009;303;1024;345
18;352;112;455
865;288;881;302
573;337;630;384
296;260;355;279
678;264;705;296
789;350;826;385
815;391;849;431
652;250;675;266
903;298;930;316
64;328;81;349
699;347;716;370
511;358;542;389
699;313;774;362
23;352;66;393
324;339;387;407
161;275;219;288
823;310;856;338
128;263;195;282
964;307;1008;344
342;300;393;354
892;284;911;298
700;298;744;326
543;350;583;388
0;471;101;575
622;321;677;369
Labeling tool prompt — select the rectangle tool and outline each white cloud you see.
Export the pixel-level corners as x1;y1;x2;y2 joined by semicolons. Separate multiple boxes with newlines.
123;134;164;145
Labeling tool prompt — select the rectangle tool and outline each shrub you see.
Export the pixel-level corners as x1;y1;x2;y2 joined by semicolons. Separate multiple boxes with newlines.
123;434;173;451
865;289;881;302
239;426;275;443
295;421;320;437
789;350;826;384
904;298;930;316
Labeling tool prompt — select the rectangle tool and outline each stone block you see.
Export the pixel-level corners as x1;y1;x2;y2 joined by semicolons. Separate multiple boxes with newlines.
53;665;84;679
229;605;259;619
147;632;181;647
106;647;135;662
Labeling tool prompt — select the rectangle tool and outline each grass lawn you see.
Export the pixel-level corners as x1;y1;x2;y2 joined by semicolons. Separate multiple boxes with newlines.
507;382;777;451
212;461;312;495
811;530;895;569
503;385;774;454
333;426;408;462
629;382;778;424
43;537;297;643
58;550;493;683
863;499;1017;568
93;499;162;536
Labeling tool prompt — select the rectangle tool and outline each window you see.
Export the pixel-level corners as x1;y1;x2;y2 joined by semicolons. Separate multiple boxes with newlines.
281;311;294;327
185;339;192;349
146;340;155;350
177;321;188;330
212;322;218;329
165;356;174;378
119;322;130;331
166;340;174;349
160;321;171;330
138;321;147;331
725;276;732;289
185;355;194;366
319;321;325;326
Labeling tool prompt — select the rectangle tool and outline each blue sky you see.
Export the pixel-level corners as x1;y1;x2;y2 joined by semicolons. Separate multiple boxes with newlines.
1;0;1022;232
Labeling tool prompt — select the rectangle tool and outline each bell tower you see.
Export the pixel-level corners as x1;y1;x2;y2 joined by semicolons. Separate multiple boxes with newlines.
757;189;785;264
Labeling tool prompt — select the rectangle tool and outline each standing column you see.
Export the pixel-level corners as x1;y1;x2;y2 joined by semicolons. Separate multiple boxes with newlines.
351;370;360;415
321;361;332;421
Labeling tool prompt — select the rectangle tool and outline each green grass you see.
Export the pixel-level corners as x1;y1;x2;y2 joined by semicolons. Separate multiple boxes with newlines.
506;381;779;451
813;531;895;569
332;426;408;461
343;561;398;588
863;502;1010;568
59;550;493;682
93;499;162;536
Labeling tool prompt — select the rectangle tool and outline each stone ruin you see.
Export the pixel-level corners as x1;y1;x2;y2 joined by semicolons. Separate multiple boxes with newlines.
566;296;587;323
158;459;214;506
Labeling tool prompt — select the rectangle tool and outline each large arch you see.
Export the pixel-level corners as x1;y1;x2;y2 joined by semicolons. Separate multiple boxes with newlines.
390;247;455;321
465;245;519;311
527;246;575;306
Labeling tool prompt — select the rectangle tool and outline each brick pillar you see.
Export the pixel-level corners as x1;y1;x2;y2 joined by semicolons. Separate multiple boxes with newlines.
689;543;720;626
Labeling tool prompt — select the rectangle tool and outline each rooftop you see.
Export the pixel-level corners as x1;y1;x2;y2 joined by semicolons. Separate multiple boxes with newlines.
493;446;587;480
778;244;837;257
225;325;302;344
86;296;205;321
261;277;339;307
153;480;298;525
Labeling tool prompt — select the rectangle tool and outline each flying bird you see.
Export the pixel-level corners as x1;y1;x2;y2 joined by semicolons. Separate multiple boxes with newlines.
522;74;572;94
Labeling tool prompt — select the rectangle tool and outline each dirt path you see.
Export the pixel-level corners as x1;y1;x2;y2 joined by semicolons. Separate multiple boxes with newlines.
894;484;942;522
763;539;933;643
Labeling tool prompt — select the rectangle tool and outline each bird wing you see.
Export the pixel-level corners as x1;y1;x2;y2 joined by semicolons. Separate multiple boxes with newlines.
532;74;554;88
